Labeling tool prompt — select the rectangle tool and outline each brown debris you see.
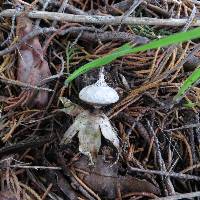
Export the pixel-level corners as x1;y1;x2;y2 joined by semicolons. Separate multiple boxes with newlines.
0;191;17;200
72;155;160;199
4;16;51;110
0;0;200;199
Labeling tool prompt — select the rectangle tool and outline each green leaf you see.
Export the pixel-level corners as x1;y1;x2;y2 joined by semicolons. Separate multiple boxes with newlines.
65;27;200;84
183;101;196;108
173;66;200;103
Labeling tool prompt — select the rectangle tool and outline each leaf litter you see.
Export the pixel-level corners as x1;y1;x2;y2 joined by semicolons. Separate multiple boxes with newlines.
1;0;200;199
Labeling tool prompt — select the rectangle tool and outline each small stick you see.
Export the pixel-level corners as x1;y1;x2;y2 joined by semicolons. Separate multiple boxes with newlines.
181;162;200;173
165;123;200;132
0;26;92;56
71;169;101;200
0;27;56;56
147;120;175;195
9;165;61;170
127;164;200;181
0;26;147;57
156;191;200;200
1;9;200;26
41;183;53;200
0;76;53;92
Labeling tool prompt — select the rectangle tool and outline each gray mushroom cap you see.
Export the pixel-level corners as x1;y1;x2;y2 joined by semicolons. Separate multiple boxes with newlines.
79;70;119;106
79;84;119;106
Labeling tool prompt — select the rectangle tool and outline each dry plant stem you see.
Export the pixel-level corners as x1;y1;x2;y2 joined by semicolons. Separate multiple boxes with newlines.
182;111;197;164
172;132;193;167
40;54;65;83
0;27;56;56
1;6;22;46
147;121;175;196
182;5;197;32
6;165;61;170
71;170;101;200
35;0;52;26
57;154;96;200
108;81;160;118
181;163;200;173
0;76;53;92
160;42;200;83
19;182;42;200
1;9;200;26
127;164;200;181
152;45;176;79
122;0;144;17
121;192;158;199
70;30;149;43
145;3;171;18
52;0;69;27
156;191;200;200
32;80;60;135
65;3;88;15
165;123;200;131
0;26;147;57
41;183;53;200
152;6;195;80
117;0;144;31
0;136;51;157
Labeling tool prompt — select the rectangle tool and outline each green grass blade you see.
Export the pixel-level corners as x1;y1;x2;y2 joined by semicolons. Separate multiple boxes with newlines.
173;66;200;103
64;43;133;84
66;27;200;83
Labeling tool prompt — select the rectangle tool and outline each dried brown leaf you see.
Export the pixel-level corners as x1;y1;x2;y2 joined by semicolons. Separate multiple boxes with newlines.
5;16;51;110
73;155;160;199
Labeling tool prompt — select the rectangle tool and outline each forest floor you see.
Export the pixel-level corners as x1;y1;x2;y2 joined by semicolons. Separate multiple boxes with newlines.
1;0;200;199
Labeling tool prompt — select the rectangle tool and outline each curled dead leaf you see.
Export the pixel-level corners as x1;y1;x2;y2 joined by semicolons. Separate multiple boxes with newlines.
4;16;51;110
17;16;51;107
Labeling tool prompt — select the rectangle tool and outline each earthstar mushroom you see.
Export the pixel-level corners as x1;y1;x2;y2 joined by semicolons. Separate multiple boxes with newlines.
60;68;120;164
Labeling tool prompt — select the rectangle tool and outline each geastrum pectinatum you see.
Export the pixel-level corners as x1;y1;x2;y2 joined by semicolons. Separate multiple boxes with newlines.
60;68;120;164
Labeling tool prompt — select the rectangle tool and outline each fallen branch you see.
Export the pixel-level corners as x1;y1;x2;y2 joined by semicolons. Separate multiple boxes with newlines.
1;9;200;27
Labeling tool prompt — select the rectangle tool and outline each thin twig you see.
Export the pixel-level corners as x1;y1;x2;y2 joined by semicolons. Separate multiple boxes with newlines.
0;27;56;56
0;26;148;57
181;163;200;173
35;0;52;27
165;123;200;132
40;54;65;83
9;165;62;170
182;5;197;32
117;0;144;31
0;76;53;92
0;9;200;26
52;0;69;27
70;169;101;200
0;26;91;56
1;6;22;46
147;120;175;195
127;164;200;181
156;191;200;200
